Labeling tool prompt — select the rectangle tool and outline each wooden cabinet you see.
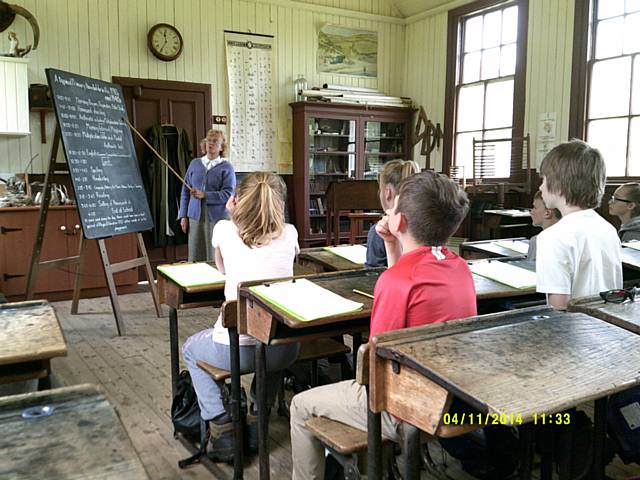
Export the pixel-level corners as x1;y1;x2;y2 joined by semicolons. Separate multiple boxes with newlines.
290;101;414;247
0;206;138;300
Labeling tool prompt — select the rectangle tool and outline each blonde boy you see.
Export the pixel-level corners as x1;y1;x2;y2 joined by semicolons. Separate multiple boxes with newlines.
536;140;622;309
527;190;561;261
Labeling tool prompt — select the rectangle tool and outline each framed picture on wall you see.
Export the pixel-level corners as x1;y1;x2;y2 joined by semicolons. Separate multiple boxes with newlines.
317;24;378;78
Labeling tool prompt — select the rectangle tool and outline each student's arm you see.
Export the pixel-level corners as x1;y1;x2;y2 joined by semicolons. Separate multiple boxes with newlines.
214;247;225;274
206;165;236;205
375;216;402;267
536;232;572;309
546;293;570;310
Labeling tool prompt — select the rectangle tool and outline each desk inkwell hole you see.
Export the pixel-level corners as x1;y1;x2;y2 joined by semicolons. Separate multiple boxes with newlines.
21;405;55;419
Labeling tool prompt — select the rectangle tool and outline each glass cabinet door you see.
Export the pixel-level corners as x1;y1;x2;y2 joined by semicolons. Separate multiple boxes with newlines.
307;117;356;237
363;121;406;179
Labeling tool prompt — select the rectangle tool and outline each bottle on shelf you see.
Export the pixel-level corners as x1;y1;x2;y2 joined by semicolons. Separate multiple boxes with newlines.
294;74;308;102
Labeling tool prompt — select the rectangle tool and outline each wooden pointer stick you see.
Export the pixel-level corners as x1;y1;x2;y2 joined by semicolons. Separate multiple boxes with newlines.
121;117;191;189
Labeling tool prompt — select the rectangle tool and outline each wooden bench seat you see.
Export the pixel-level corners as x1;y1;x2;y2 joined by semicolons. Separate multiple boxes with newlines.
305;416;390;455
196;338;350;383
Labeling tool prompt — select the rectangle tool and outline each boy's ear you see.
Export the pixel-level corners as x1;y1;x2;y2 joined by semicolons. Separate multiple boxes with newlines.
384;185;394;204
543;208;553;220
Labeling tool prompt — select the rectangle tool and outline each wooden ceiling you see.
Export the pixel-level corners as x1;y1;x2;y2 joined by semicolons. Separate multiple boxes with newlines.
390;0;458;18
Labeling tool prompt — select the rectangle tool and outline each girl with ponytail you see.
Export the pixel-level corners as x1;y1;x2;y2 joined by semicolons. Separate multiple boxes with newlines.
182;171;300;460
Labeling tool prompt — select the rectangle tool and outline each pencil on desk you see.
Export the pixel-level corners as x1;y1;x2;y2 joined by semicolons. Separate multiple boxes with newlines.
353;289;374;299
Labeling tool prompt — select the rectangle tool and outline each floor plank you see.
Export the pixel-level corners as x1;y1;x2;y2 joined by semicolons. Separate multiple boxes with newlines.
31;292;639;479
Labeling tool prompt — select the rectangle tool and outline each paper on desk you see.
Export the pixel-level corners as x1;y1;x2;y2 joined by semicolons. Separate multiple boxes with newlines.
250;278;363;322
494;240;530;255
157;263;225;287
623;241;640;251
469;261;537;289
322;244;367;264
484;209;531;217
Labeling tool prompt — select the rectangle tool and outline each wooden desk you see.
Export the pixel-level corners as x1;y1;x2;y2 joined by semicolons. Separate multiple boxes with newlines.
298;247;366;272
0;384;148;479
238;268;382;479
369;306;640;480
460;237;529;260
482;209;533;240
622;246;640;282
0;300;67;388
157;264;226;397
569;295;640;334
157;262;316;396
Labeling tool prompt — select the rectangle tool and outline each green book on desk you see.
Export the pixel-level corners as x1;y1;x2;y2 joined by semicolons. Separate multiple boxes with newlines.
250;278;363;322
469;261;536;289
157;263;225;288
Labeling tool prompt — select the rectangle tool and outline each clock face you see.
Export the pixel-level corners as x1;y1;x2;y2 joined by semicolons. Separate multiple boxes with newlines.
148;24;183;61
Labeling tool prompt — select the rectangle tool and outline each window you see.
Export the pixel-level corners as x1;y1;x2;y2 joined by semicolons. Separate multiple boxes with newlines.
571;0;640;178
444;0;528;181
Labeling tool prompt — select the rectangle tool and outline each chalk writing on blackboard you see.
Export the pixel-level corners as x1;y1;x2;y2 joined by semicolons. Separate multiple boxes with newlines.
46;69;153;239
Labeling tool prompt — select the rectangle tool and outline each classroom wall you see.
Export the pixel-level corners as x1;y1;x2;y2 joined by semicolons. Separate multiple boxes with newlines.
403;0;576;171
0;0;405;175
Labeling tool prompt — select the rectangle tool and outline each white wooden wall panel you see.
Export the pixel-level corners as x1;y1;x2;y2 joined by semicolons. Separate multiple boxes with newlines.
0;0;405;175
403;0;576;171
0;57;30;136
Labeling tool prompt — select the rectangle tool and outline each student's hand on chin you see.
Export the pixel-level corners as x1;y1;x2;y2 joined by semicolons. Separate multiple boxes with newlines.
375;215;396;243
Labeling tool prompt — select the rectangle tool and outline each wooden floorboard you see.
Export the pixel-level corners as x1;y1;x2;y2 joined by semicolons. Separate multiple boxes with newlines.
24;292;637;479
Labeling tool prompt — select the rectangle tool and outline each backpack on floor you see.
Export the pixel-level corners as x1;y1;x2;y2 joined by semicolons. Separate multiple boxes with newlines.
171;370;201;441
608;386;640;464
439;426;520;480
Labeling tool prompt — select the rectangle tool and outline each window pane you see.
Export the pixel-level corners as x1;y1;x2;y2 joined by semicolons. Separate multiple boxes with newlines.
463;52;481;83
595;17;624;58
589;57;632;118
633;56;640;114
483;11;502;48
500;44;517;76
485;80;514;129
598;0;624;19
457;84;485;131
501;6;518;44
481;47;501;79
464;16;483;52
628;0;640;14
624;12;640;53
629;117;640;175
455;131;481;176
481;129;513;177
587;118;629;176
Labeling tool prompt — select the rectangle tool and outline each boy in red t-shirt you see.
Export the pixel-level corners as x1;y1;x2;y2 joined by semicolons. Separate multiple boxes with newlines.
290;170;477;480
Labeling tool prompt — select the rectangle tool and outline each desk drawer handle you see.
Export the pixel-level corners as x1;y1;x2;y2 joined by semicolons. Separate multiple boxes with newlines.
3;273;25;281
0;226;22;234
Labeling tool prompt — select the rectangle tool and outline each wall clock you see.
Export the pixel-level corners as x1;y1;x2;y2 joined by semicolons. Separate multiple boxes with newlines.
147;23;183;61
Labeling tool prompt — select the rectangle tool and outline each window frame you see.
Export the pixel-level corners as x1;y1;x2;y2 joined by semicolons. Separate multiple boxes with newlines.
569;0;640;181
443;0;529;182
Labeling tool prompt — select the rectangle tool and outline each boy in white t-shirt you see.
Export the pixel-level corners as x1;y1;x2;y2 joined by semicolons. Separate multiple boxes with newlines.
536;140;622;309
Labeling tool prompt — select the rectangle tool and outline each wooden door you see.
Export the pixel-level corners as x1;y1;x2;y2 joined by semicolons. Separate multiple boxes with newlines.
113;77;212;276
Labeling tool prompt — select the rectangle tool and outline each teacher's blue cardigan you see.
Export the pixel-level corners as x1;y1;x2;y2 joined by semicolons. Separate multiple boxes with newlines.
178;158;236;222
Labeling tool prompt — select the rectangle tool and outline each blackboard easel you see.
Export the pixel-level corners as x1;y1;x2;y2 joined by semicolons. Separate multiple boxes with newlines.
26;69;162;335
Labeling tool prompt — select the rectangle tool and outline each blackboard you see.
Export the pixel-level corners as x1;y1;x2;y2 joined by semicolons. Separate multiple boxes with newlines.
45;68;153;239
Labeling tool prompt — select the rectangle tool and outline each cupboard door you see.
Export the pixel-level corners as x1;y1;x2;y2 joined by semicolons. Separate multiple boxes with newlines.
0;210;71;296
65;211;138;290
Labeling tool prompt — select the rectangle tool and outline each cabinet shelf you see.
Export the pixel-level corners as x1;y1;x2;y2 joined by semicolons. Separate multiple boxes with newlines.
291;101;414;247
364;152;404;157
310;151;354;155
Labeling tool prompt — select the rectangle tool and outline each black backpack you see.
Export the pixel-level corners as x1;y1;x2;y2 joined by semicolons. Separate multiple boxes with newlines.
439;426;520;479
171;370;201;441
